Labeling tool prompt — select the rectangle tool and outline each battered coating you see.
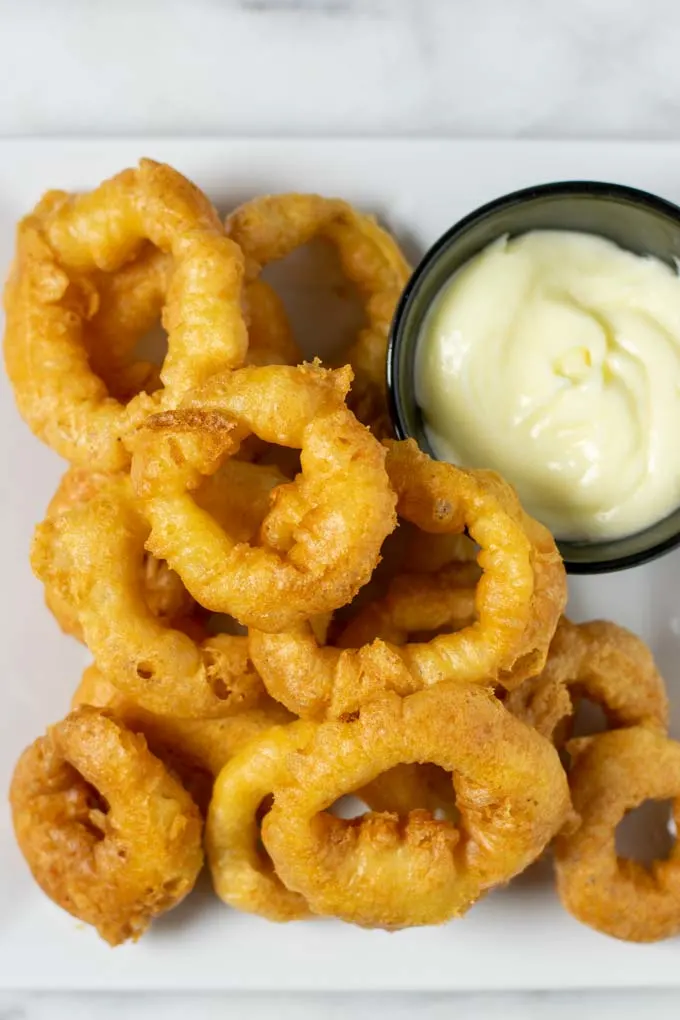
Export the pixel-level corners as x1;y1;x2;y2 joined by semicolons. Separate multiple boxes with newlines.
206;721;315;921
32;474;267;718
131;363;397;631
4;159;248;468
249;440;566;718
505;618;669;743
10;707;204;945
263;685;572;928
72;665;294;812
43;466;194;642
554;727;680;942
226;192;411;434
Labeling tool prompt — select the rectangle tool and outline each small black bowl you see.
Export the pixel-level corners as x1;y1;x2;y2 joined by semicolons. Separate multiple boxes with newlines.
387;180;680;573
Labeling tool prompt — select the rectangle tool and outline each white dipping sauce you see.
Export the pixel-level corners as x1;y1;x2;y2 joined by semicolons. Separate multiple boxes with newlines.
415;230;680;541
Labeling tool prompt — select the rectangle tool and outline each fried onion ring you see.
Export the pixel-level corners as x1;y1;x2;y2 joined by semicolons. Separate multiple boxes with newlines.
226;193;410;433
43;466;195;641
250;441;565;718
206;721;315;921
32;473;269;718
72;665;293;811
130;362;397;631
385;440;567;686
3;159;248;468
505;618;669;743
262;685;571;928
10;707;204;945
85;249;297;396
554;727;680;942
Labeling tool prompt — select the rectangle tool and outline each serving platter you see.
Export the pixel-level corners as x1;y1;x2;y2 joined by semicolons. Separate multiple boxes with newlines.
0;137;679;992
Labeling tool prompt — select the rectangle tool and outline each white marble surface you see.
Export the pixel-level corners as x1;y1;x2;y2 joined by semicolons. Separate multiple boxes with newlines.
1;0;680;1015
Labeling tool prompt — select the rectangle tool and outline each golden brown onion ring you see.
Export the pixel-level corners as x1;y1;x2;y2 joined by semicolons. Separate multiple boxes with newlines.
10;707;204;945
130;362;397;631
262;685;571;929
250;440;566;718
554;727;680;942
72;665;293;812
31;473;270;718
226;193;410;433
505;618;669;743
43;466;195;642
385;440;567;687
3;159;248;468
87;249;298;399
206;721;315;921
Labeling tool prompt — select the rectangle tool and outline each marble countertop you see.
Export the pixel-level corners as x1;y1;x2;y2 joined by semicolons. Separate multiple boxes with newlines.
1;0;679;1015
3;0;680;140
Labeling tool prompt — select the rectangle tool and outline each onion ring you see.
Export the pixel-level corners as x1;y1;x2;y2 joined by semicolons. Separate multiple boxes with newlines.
4;159;248;468
504;618;669;743
87;250;298;395
226;193;411;433
130;362;397;631
250;440;565;718
206;721;315;921
84;244;170;399
385;440;567;687
262;684;571;928
43;466;195;641
554;727;680;942
31;473;269;718
72;665;293;811
9;706;204;945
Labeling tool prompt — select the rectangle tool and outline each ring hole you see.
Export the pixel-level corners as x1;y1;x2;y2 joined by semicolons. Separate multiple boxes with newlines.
132;320;168;371
205;613;247;637
136;662;155;680
254;794;276;863
210;676;230;701
328;795;370;820
255;794;274;827
82;784;110;842
571;697;608;739
262;238;365;363
615;799;676;867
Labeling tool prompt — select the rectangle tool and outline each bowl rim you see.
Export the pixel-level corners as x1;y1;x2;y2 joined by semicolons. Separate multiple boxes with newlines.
386;178;680;574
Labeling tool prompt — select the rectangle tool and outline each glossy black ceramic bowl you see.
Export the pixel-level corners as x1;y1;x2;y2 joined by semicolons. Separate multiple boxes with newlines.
387;180;680;573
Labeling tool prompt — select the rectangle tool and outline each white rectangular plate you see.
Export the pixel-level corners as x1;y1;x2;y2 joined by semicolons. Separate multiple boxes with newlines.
1;138;679;992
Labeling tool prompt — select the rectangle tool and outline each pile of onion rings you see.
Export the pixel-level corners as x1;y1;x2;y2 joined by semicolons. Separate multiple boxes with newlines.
5;160;676;947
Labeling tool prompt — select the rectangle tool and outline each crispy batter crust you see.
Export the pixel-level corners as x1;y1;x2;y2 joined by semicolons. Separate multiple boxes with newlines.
262;685;571;928
226;193;411;434
505;618;669;743
4;159;247;468
554;727;680;942
32;473;268;718
130;363;397;631
10;707;204;945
